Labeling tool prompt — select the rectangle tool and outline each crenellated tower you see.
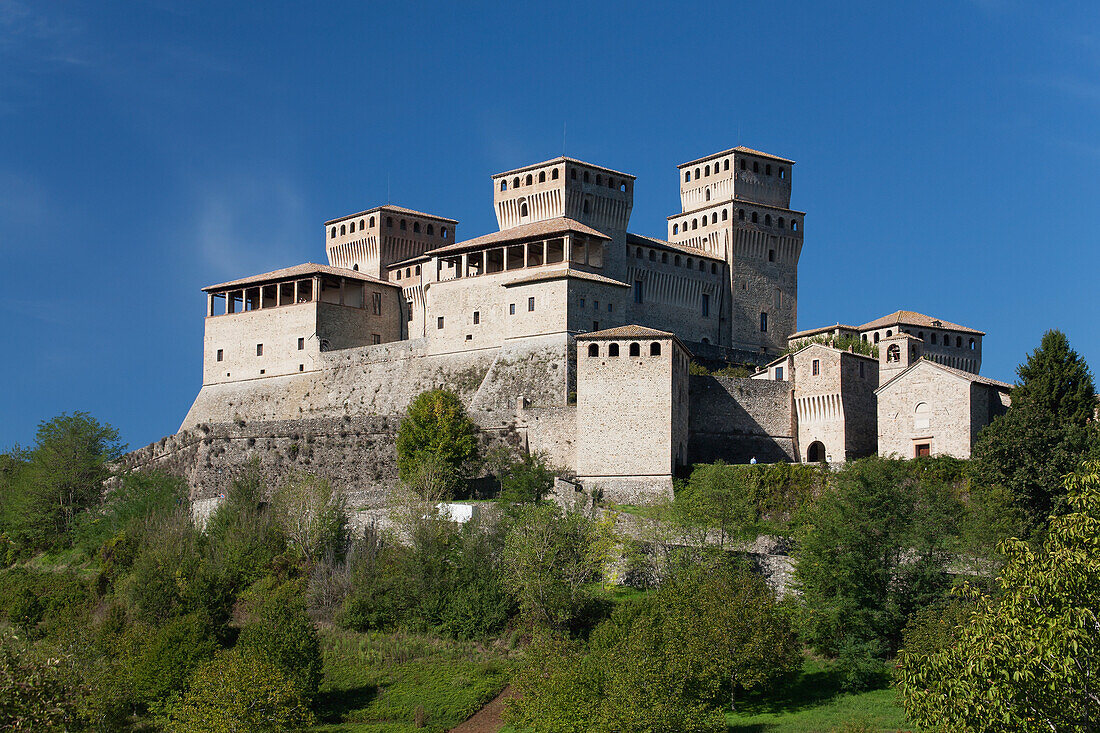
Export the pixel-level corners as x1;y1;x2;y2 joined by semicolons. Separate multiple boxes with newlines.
324;205;458;279
666;146;804;354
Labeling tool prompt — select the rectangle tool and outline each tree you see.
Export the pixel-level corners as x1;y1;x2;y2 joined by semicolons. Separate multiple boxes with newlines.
971;330;1099;531
395;390;479;487
237;578;322;696
164;649;315;733
272;474;348;566
794;457;966;688
897;462;1100;732
501;503;614;629
498;451;557;505
671;463;757;549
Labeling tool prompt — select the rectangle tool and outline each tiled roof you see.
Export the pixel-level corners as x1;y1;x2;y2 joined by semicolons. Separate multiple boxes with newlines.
578;324;676;339
424;218;609;257
501;267;630;288
203;263;397;292
492;156;635;180
387;254;431;269
858;310;984;336
679;145;796;168
787;324;858;339
325;204;458;226
877;359;1012;394
626;232;726;261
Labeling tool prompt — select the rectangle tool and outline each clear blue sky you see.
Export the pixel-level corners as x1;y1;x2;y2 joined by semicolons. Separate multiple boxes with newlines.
2;1;1098;451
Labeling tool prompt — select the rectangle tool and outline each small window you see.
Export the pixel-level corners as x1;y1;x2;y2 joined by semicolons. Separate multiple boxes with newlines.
330;227;336;239
571;168;577;180
779;167;785;179
753;161;759;173
509;303;515;315
588;343;599;357
500;180;508;191
711;213;717;224
608;343;620;357
634;280;643;304
969;338;976;350
649;250;656;261
369;216;375;226
760;312;768;332
371;333;381;345
297;337;304;350
739;159;746;170
386;216;393;227
724;159;730;171
738;209;745;220
775;366;784;380
607;302;613;312
593;321;599;330
686;257;693;268
359;218;365;230
299;364;304;372
701;293;709;317
526;174;533;185
583;199;590;214
415;265;421;274
396;270;402;281
583;171;590;183
427;224;434;235
694;167;700;179
673;224;679;235
887;344;901;362
216;349;223;361
930;333;937;344
400;219;407;230
580;298;586;308
792;220;798;231
473;311;480;325
874;333;880;343
539;171;546;183
765;214;772;226
711;263;717;274
685;171;691;182
705;165;710;176
751;212;758;223
860;361;865;377
766;164;772;175
705;188;711;201
662;252;668;263
256;343;263;356
812;359;820;376
692;218;698;230
593;300;599;310
528;297;535;312
629;342;641;357
552;168;559;180
372;291;382;315
778;218;785;229
957;336;963;347
595;174;602;185
437;316;444;329
649;342;661;356
722;209;728;221
769;249;775;262
339;224;346;235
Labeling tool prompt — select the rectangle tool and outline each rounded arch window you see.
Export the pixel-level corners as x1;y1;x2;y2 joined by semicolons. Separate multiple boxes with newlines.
698;260;704;271
608;343;620;357
887;344;901;362
766;164;772;175
930;333;937;344
792;220;799;231
500;180;507;191
427;224;434;235
400;219;407;230
874;333;880;343
369;216;375;226
539;171;546;183
685;171;691;182
441;228;448;239
722;209;728;221
649;250;656;261
339;224;346;235
914;402;931;430
738;209;745;220
957;336;963;347
694;167;700;179
570;168;576;180
415;265;421;274
917;331;924;340
705;188;711;201
686;258;692;268
724;159;730;171
753;161;760;173
705;165;710;176
525;174;533;185
552;168;559;180
673;224;679;235
692;219;698;230
636;247;642;258
778;217;785;228
608;177;615;188
751;212;758;223
661;252;668;263
765;214;772;226
682;220;688;230
620;183;627;192
582;200;590;214
629;342;641;357
359;218;365;230
650;342;661;356
353;264;359;271
583;171;590;183
711;213;717;224
587;343;599;357
520;201;529;217
413;222;421;233
674;255;681;266
969;338;976;350
330;227;336;239
807;441;826;463
596;174;603;185
886;329;892;337
740;159;746;170
386;216;393;227
513;177;520;188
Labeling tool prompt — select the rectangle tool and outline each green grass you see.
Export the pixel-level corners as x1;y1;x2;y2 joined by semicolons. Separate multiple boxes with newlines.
726;659;912;733
309;628;512;733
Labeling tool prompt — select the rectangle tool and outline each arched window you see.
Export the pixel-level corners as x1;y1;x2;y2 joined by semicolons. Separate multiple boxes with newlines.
369;216;375;226
695;167;700;179
608;343;620;357
753;161;759;173
500;180;507;191
539;171;546;183
886;330;892;337
722;209;728;221
766;164;772;175
582;200;590;214
587;343;599;357
620;182;627;192
552;168;559;180
441;228;448;239
661;252;668;263
608;177;615;188
520;201;529;217
690;219;696;230
650;342;662;355
359;219;365;230
513;176;520;188
330;227;336;239
778;217;785;228
636;247;642;258
682;220;688;231
760;312;768;332
525;174;532;185
956;336;963;347
629;342;641;357
705;165;710;176
685;171;691;182
874;333;880;343
930;333;937;344
674;255;681;266
396;270;402;281
340;224;346;235
413;222;421;233
887;344;901;362
711;213;717;224
738;209;745;220
969;338;976;350
724;159;730;171
711;263;717;273
673;224;679;235
686;258;692;268
914;402;931;430
386;217;393;227
698;260;704;271
765;214;772;226
705;188;711;201
740;159;746;170
751;212;758;223
779;167;785;179
415;265;421;275
570;168;576;180
400;219;407;230
427;224;434;235
807;441;826;463
649;250;656;261
406;268;411;277
917;331;924;340
353;264;359;271
792;220;799;231
584;171;590;183
596;174;603;185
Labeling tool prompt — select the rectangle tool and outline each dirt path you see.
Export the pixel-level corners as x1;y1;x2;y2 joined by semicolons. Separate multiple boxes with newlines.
449;685;516;733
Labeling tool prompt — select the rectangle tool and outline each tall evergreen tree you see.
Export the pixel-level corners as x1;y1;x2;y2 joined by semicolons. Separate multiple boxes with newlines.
971;330;1099;531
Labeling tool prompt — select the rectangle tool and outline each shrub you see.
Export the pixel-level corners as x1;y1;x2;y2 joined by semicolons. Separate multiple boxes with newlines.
395;390;479;487
272;474;348;566
122;612;219;712
164;649;315;732
0;629;80;732
497;451;556;505
73;470;187;554
237;578;322;695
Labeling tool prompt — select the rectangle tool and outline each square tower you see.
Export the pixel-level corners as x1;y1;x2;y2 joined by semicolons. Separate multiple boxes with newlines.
324;205;458;279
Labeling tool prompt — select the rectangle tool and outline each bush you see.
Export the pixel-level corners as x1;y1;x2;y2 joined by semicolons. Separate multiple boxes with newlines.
0;630;80;732
395;390;479;488
271;474;348;566
237;578;322;696
165;648;315;732
497;451;556;505
121;612;219;712
73;470;187;554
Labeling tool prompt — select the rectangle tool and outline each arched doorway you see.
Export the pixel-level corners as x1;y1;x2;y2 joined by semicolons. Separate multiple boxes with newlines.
806;441;826;463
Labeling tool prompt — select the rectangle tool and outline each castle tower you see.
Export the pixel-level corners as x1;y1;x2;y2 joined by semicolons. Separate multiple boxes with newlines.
491;158;635;281
324;205;458;280
879;332;923;384
666;146;804;355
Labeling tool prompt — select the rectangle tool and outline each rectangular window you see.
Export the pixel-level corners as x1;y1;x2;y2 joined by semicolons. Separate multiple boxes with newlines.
299;364;304;372
775;366;784;380
372;292;382;315
812;359;820;375
509;303;516;315
760;312;768;332
607;302;613;312
528;297;535;312
634;280;644;304
256;343;263;356
371;334;381;345
297;337;304;350
701;293;710;318
915;443;931;458
579;298;585;308
859;361;865;378
437;316;444;329
216;349;223;362
594;300;600;310
407;302;413;322
473;311;480;325
593;321;599;331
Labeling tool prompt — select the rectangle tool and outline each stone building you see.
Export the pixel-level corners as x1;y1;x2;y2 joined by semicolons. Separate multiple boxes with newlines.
159;144;1005;505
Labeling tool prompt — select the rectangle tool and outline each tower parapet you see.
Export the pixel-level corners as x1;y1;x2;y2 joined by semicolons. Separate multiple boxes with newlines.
324;205;458;279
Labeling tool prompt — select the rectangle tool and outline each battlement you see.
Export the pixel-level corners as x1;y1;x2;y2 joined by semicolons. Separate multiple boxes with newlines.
677;146;794;211
324;204;458;278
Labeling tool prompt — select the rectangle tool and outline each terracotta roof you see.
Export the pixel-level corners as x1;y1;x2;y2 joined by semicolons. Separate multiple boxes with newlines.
787;323;859;339
626;232;725;261
578;324;676;339
858;310;984;336
325;204;458;226
877;358;1011;394
203;263;397;292
387;254;430;269
679;145;796;168
501;267;630;288
492;156;635;181
424;218;609;257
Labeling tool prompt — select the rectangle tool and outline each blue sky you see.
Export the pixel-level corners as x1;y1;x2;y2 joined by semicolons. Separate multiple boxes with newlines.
1;0;1098;451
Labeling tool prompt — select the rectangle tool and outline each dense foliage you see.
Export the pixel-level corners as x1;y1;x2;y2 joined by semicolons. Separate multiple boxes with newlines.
897;462;1100;731
395;389;479;492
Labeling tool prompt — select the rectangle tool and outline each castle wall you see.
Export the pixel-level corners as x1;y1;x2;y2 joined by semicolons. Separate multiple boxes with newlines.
840;353;879;459
203;302;322;385
688;376;796;464
624;253;725;345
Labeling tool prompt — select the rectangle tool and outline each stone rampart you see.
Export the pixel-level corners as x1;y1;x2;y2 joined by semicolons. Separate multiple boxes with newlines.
688;375;796;464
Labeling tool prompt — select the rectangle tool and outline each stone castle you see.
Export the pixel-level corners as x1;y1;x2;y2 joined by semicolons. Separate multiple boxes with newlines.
131;145;1010;503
